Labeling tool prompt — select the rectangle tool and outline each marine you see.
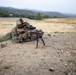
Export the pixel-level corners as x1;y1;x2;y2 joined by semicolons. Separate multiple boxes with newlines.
0;19;45;48
0;19;36;42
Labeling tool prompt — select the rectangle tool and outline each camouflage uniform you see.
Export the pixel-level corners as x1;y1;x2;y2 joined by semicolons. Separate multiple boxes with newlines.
11;27;24;43
11;19;35;43
0;32;12;42
0;19;36;42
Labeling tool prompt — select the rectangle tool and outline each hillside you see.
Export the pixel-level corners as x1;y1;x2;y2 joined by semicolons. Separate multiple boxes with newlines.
0;7;35;16
0;7;66;17
64;13;76;18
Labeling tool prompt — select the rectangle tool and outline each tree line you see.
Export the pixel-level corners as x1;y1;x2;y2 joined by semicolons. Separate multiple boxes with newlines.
0;10;52;20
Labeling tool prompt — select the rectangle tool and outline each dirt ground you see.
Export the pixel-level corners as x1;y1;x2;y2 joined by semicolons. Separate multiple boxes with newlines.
0;18;76;75
0;33;76;75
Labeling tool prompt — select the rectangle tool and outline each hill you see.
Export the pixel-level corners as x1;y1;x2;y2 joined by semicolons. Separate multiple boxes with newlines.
0;6;66;18
0;6;76;18
64;13;76;18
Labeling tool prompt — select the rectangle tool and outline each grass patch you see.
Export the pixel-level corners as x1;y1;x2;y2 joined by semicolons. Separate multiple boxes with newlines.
59;32;64;34
0;33;11;42
0;36;10;42
54;32;76;34
54;31;60;33
1;24;13;26
54;31;65;34
43;18;76;24
72;25;76;28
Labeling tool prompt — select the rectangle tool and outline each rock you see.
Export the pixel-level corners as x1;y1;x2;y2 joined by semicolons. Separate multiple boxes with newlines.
65;63;68;66
3;65;11;69
47;34;51;36
0;43;6;48
53;35;56;37
49;68;54;72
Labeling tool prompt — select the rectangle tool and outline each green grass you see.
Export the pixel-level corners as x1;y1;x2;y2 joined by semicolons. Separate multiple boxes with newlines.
0;33;11;42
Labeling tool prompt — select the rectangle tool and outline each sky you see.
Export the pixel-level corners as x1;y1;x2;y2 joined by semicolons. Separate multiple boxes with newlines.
0;0;76;14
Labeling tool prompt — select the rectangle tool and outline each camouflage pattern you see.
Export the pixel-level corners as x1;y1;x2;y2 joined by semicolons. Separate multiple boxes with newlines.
0;32;12;42
11;26;36;43
11;27;24;43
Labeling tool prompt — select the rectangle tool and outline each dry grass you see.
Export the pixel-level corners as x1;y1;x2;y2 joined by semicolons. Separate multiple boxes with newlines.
0;18;76;35
43;18;76;24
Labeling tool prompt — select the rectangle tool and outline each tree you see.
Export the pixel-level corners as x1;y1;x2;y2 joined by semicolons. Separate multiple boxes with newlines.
35;13;42;20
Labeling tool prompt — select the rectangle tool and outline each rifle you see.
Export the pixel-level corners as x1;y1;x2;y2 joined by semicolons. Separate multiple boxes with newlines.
18;21;45;48
35;30;45;48
27;29;45;48
18;29;45;48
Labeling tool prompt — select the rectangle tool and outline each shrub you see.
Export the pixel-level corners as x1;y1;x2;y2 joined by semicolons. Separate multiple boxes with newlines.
35;13;43;20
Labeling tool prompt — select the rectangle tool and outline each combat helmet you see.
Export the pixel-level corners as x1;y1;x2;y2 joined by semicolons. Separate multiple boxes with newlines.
16;19;25;28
